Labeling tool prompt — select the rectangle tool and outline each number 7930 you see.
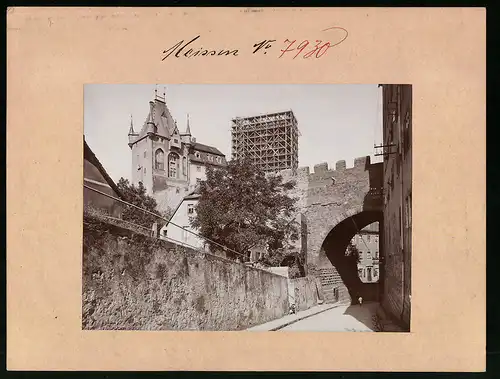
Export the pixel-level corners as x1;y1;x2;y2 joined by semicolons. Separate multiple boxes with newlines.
279;39;332;59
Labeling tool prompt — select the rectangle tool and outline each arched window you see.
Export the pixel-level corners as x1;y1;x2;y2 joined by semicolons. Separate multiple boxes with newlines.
155;149;165;170
182;157;187;176
168;153;179;178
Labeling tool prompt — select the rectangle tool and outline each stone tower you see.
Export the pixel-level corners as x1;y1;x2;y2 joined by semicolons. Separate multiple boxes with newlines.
128;88;227;214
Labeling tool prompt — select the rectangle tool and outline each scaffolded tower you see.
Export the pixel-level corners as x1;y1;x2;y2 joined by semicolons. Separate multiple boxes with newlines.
231;110;299;173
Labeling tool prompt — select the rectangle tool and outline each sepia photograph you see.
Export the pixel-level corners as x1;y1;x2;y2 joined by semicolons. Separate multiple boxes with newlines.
83;84;412;332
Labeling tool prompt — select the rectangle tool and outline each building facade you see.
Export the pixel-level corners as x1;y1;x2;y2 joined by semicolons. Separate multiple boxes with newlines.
352;222;380;284
231;110;299;173
159;187;206;250
380;84;412;330
128;91;227;214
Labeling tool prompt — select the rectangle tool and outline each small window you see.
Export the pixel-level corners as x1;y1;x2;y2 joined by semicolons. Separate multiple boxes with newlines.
195;152;200;159
174;139;179;144
187;204;194;214
176;188;180;194
196;166;201;172
144;167;146;174
196;178;201;184
144;151;147;158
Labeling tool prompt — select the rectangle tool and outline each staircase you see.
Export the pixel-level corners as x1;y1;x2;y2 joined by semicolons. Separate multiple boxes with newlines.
318;267;340;303
318;267;351;304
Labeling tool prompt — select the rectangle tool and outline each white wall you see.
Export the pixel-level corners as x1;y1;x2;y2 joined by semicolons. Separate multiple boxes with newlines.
188;163;207;190
160;199;205;250
131;138;153;194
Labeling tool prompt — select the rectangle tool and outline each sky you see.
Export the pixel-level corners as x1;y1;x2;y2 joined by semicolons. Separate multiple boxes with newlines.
84;84;383;183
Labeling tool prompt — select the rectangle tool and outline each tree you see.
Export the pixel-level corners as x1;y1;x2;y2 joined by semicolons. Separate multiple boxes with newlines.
346;241;362;263
116;178;170;228
191;158;302;274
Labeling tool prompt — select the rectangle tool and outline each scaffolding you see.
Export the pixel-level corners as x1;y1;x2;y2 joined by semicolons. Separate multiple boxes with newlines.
231;110;299;173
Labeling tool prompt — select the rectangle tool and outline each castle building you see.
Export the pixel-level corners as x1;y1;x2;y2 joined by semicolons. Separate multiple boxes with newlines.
127;90;227;214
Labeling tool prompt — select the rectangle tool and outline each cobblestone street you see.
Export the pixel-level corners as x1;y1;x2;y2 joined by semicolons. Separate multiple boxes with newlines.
279;302;380;332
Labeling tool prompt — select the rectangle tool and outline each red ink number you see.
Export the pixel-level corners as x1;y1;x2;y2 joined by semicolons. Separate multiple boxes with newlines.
279;39;296;58
303;40;322;59
294;40;309;59
278;26;348;59
315;42;331;58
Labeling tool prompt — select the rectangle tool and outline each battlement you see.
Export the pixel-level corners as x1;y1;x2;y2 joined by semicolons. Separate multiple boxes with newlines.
308;156;372;176
275;156;374;183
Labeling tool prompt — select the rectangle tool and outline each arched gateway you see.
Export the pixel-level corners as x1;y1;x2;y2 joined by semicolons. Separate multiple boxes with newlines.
279;156;384;305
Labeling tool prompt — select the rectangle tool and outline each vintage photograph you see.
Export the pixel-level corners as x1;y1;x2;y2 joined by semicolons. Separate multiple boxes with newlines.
83;84;412;332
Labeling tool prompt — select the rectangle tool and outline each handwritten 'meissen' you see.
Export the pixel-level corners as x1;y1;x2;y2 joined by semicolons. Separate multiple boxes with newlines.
162;35;239;60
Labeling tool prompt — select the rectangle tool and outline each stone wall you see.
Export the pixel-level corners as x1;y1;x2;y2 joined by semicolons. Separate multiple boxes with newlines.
277;158;383;271
82;216;289;331
288;276;322;312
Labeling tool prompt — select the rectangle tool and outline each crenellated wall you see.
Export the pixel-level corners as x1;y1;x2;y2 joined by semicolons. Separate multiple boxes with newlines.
277;156;383;272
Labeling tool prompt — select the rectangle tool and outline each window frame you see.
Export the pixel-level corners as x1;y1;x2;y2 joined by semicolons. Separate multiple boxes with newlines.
155;148;165;171
168;152;180;178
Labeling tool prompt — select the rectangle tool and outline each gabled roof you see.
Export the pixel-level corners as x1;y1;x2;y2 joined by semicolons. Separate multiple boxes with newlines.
184;185;202;200
192;142;225;156
83;137;124;199
164;185;202;226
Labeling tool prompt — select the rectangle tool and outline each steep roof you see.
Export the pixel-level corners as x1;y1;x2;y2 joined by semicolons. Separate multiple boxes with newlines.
192;142;225;156
137;99;178;140
83;137;124;199
181;114;192;136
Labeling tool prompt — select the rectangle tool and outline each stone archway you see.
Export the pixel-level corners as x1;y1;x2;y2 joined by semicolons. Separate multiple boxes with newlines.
315;210;383;305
